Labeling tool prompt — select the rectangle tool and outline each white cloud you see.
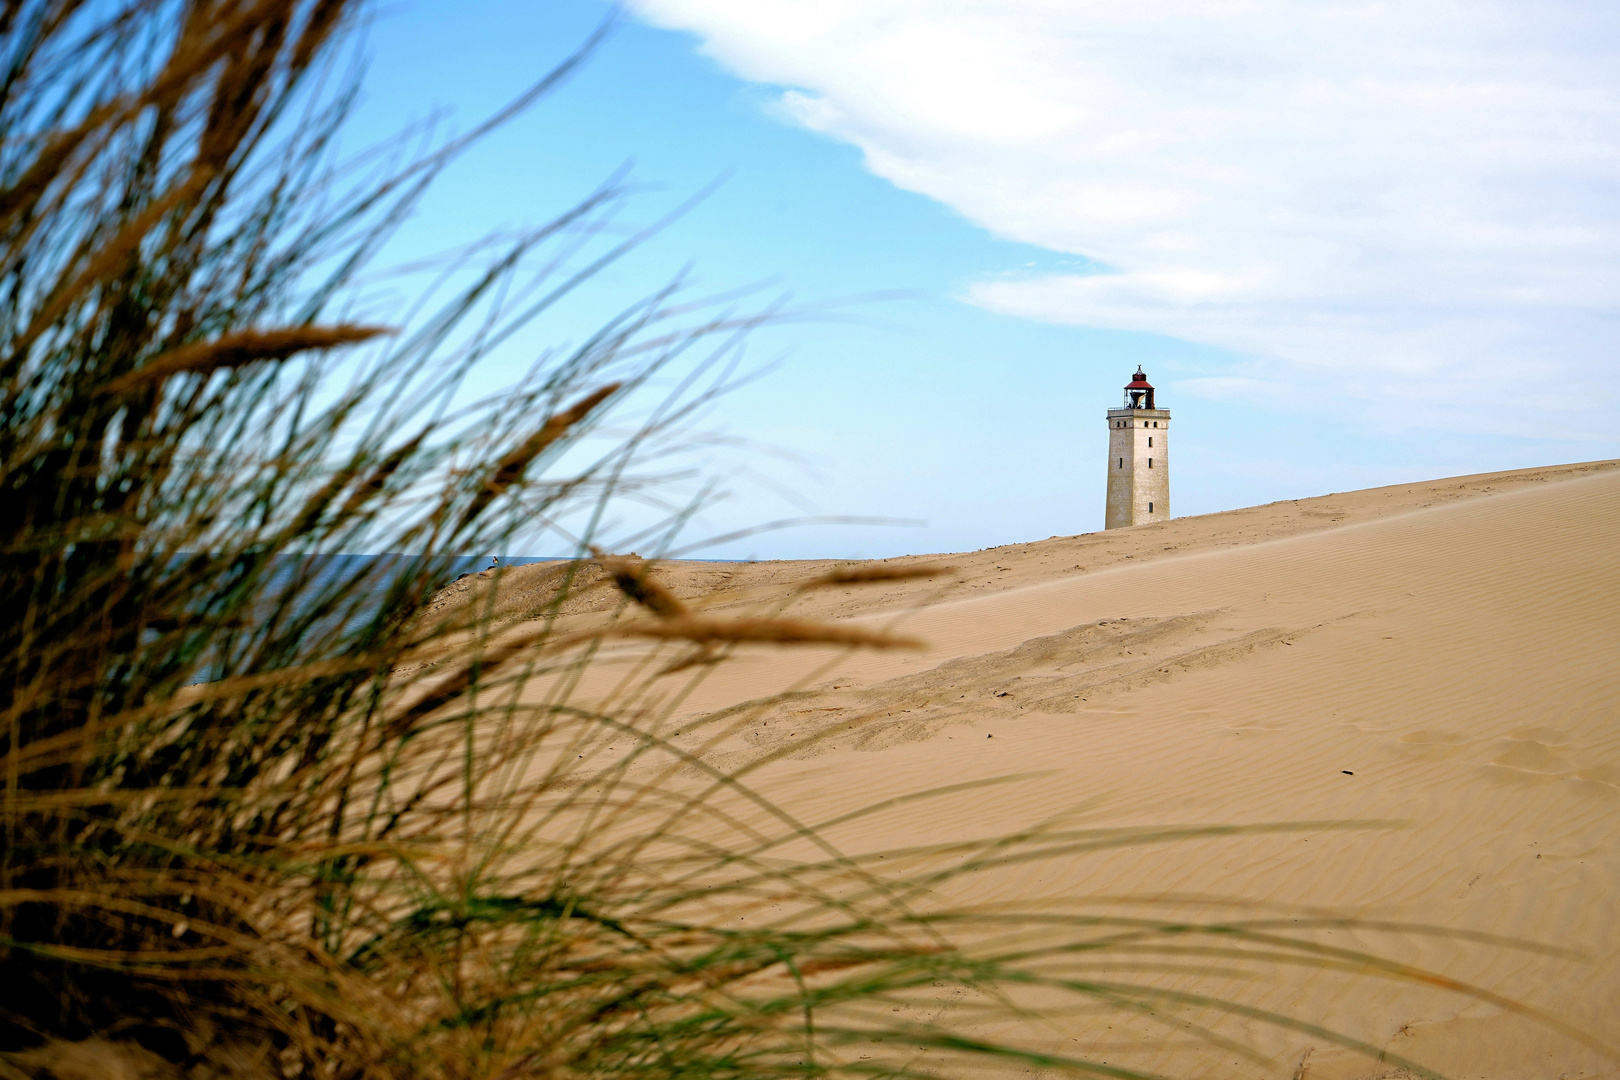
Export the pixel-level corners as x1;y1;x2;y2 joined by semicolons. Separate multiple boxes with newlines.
628;0;1620;436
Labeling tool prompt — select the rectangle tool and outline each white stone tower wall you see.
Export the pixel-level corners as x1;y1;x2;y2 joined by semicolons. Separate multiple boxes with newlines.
1105;408;1169;529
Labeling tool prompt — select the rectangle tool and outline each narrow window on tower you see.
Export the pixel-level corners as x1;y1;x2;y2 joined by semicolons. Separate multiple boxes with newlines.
1148;437;1152;447
1119;458;1123;468
1149;458;1153;468
1149;502;1153;513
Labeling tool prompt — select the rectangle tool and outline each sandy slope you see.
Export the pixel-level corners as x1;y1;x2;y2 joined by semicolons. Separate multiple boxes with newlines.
437;461;1618;1078
516;460;1618;1079
443;459;1617;632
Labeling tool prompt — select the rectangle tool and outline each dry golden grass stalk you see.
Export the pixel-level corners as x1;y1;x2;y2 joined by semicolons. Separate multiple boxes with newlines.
98;326;392;395
493;385;624;490
595;554;688;618
609;615;923;650
456;384;623;530
800;564;954;588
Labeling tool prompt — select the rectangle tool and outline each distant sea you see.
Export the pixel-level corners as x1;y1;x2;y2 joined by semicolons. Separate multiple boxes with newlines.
172;551;768;683
173;554;566;683
262;551;566;621
191;552;749;665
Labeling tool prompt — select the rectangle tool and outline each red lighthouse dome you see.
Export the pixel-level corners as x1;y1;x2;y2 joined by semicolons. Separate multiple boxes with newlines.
1124;366;1156;410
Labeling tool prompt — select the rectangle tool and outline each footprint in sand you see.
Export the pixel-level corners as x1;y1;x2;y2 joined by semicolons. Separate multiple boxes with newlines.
1482;734;1576;785
1394;729;1472;760
1571;762;1620;792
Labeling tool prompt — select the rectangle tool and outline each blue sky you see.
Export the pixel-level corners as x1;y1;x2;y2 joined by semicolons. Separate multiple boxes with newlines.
346;0;1620;558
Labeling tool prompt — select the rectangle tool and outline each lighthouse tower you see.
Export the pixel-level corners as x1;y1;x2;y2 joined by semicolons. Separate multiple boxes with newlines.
1105;366;1169;529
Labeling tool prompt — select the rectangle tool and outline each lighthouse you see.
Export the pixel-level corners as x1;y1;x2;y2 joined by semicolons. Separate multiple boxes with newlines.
1105;366;1169;529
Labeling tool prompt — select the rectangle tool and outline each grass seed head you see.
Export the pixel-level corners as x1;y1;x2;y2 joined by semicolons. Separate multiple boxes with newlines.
612;615;923;650
802;564;954;588
597;555;688;619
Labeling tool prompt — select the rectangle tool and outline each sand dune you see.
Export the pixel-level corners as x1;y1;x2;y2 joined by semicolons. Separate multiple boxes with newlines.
487;460;1620;1077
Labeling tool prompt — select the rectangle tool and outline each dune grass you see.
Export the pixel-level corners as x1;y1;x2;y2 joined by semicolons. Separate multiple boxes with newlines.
0;3;1595;1078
